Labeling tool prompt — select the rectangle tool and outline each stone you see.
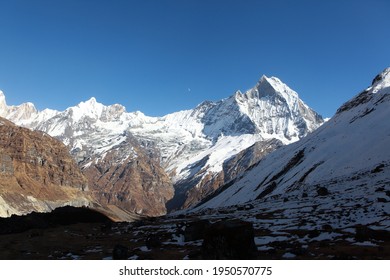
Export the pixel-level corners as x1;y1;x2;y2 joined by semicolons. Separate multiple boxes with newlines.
145;234;162;249
317;187;329;196
184;219;211;242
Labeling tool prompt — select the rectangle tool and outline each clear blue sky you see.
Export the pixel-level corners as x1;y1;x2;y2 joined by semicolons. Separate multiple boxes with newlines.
0;0;389;117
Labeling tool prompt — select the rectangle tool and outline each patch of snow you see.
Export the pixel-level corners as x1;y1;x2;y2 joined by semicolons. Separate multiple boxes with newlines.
254;235;289;245
353;241;379;247
311;232;342;241
282;252;296;259
138;246;151;252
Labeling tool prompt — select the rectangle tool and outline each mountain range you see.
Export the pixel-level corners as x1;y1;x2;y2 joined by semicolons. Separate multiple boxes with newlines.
0;74;323;216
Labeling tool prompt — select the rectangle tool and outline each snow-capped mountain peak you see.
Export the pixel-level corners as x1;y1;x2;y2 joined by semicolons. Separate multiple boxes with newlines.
58;97;130;125
371;67;390;92
250;75;299;104
0;90;7;112
0;92;38;122
336;67;390;116
68;97;104;122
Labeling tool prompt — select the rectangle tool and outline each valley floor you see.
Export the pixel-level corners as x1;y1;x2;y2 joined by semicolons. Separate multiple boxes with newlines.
0;194;389;260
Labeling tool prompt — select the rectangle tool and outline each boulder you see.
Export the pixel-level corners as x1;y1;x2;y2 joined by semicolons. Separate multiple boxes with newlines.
184;219;211;242
201;219;257;259
317;187;329;196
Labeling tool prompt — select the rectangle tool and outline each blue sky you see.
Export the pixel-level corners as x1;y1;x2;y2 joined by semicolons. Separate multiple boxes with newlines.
0;0;389;117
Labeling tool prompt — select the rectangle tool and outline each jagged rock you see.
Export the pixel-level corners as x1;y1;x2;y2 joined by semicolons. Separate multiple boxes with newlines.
201;219;257;259
371;163;385;173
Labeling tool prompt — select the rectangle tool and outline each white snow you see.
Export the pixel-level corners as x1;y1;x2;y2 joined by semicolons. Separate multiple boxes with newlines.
282;252;296;259
353;241;379;247
311;232;342;241
254;235;289;245
138;246;151;252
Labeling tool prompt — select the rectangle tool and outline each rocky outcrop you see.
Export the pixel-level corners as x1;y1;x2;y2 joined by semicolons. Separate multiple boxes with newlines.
201;219;257;259
0;117;90;217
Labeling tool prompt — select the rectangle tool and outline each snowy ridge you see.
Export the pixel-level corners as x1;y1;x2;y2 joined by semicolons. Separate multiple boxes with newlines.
371;67;390;92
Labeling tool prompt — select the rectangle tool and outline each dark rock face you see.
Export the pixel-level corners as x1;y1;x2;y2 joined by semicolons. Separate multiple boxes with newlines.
201;219;257;259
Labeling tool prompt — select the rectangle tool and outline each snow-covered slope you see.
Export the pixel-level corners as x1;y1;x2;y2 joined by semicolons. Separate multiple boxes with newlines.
128;76;323;208
194;68;390;232
0;74;324;211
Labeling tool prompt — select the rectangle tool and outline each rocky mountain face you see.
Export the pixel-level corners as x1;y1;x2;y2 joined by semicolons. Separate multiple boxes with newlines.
161;76;323;209
0;74;323;214
0;117;90;217
193;68;390;234
81;134;173;216
167;138;284;210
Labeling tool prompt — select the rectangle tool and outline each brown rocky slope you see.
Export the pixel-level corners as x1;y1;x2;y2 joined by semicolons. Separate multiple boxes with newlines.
0;117;90;217
81;134;174;216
